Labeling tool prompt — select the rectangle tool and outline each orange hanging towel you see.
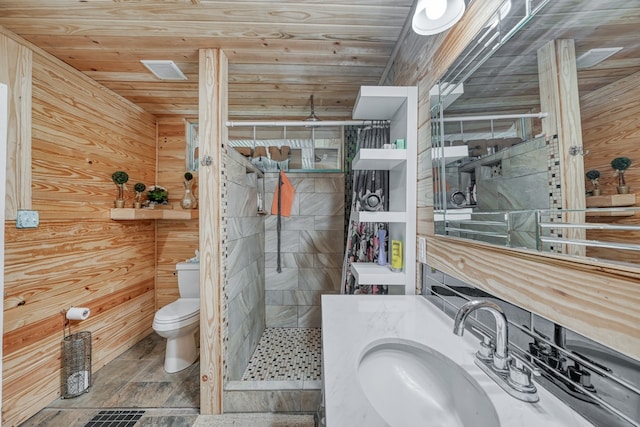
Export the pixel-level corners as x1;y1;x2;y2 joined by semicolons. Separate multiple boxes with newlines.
271;170;295;217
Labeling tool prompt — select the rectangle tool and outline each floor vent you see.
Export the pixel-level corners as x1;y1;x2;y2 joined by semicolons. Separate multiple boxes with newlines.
84;409;145;427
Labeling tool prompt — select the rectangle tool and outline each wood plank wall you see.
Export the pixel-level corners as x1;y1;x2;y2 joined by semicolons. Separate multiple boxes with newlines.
391;0;640;359
2;32;158;426
581;71;640;263
156;117;200;310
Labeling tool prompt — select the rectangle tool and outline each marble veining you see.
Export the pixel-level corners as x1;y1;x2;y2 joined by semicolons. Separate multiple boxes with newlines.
263;172;344;336
298;193;344;216
224;152;266;386
265;252;314;268
322;295;594;427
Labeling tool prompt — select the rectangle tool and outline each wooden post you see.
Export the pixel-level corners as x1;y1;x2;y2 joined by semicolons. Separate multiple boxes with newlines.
0;33;32;220
198;48;227;415
538;39;586;256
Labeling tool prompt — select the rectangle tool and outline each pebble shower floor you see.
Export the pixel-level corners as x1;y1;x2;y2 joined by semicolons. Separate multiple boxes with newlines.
241;328;322;381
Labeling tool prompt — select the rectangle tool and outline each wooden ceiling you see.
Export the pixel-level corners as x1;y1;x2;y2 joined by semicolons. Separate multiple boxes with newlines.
2;1;639;122
0;0;413;120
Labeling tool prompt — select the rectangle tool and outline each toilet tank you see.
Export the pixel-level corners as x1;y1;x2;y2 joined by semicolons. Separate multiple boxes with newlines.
176;262;200;298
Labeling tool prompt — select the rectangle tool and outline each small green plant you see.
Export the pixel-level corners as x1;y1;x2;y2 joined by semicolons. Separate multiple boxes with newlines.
611;157;632;186
184;172;193;181
134;182;146;202
111;171;129;200
585;169;600;190
147;185;168;204
111;171;129;185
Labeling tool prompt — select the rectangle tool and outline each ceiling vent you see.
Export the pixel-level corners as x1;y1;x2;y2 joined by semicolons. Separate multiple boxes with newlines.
141;60;187;80
576;48;623;69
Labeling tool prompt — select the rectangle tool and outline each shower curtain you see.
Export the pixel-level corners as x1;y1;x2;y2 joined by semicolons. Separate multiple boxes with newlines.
341;121;390;295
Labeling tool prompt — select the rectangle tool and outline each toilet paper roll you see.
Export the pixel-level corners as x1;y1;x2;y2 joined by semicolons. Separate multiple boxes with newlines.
67;370;90;395
66;307;90;321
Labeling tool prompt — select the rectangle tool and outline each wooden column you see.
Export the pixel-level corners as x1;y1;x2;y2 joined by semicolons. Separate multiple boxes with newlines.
0;33;32;220
198;48;227;415
0;82;7;409
538;39;586;256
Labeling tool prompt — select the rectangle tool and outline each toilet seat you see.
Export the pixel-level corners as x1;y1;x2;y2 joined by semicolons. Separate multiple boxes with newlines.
153;298;199;331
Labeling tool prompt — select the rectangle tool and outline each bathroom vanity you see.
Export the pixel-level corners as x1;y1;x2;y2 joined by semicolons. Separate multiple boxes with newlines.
321;295;594;427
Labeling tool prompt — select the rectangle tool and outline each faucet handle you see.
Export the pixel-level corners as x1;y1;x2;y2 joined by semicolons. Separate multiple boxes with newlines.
508;352;540;394
471;327;494;362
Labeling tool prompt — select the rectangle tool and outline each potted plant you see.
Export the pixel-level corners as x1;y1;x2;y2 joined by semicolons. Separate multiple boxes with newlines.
611;157;632;194
111;171;129;208
180;172;197;209
133;182;146;208
585;169;601;196
146;185;169;207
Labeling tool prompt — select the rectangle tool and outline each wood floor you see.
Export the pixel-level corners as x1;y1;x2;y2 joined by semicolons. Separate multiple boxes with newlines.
19;332;317;427
20;333;200;426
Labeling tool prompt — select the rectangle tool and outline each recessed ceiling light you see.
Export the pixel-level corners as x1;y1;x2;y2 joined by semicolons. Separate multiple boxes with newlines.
141;60;188;80
576;48;623;69
412;0;466;36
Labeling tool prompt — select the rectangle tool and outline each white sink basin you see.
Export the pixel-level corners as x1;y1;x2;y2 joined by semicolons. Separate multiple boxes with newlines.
357;338;501;427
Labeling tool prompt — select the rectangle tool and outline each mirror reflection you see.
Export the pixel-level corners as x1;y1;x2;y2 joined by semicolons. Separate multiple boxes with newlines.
431;0;640;264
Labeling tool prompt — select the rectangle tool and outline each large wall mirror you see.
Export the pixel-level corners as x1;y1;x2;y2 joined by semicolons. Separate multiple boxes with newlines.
431;0;640;265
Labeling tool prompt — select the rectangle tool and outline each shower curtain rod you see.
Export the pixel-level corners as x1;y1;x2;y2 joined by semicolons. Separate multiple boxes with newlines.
226;120;386;127
442;112;548;122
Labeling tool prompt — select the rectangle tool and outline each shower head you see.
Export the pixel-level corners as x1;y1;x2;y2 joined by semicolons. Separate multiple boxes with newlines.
305;95;321;122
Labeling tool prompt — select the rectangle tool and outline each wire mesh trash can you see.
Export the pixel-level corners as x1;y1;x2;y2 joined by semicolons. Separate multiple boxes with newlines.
61;331;92;398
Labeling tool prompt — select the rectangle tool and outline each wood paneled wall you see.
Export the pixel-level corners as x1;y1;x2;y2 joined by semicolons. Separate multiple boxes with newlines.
582;71;640;196
3;31;157;426
581;71;640;262
156;117;200;310
391;0;640;360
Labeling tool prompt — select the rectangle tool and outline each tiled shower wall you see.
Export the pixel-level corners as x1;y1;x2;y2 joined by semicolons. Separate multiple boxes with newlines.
264;172;345;328
225;149;266;381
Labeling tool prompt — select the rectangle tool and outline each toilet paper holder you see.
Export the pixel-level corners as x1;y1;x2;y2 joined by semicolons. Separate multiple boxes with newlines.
60;307;90;339
60;308;92;398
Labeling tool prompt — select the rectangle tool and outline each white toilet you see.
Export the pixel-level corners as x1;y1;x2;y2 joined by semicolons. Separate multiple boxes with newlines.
153;261;200;373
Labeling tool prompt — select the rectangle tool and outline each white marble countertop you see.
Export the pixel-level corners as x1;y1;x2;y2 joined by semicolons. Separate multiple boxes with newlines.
321;295;594;427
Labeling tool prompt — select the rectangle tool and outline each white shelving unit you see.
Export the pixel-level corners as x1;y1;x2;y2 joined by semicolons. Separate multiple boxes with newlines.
349;86;417;295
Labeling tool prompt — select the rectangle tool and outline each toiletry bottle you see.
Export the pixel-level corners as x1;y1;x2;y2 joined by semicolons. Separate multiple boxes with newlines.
391;240;403;271
377;228;387;266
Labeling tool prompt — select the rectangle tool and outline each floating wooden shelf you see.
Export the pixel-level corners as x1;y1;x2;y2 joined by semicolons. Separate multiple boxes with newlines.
110;208;199;220
586;193;636;208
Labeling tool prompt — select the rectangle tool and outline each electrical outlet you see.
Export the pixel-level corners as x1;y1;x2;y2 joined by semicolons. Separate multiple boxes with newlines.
16;210;39;229
418;237;427;264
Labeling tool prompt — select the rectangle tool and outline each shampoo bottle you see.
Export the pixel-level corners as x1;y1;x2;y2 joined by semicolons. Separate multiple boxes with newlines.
377;228;387;266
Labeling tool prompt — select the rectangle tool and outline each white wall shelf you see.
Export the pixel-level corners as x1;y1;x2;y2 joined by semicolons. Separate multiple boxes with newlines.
356;211;407;223
349;85;417;294
352;86;416;120
351;263;406;285
352;149;406;170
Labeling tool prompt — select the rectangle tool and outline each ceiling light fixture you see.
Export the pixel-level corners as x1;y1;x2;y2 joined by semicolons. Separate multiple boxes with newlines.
576;47;623;69
412;0;466;36
141;60;188;80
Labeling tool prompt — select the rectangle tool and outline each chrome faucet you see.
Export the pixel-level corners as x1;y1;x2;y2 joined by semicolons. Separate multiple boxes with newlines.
454;300;510;371
453;300;540;402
